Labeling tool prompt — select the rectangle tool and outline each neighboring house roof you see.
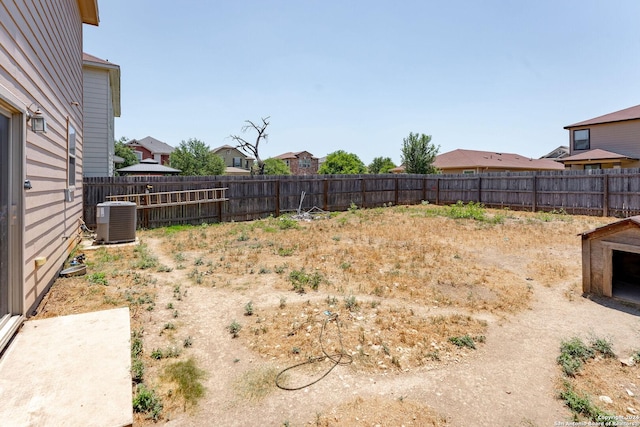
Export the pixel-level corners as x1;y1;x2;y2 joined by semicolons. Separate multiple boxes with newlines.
224;167;251;176
117;159;181;175
559;149;638;163
127;136;174;154
274;151;317;160
433;149;565;171
83;52;121;117
580;216;640;240
78;0;99;25
540;146;570;159
564;104;640;128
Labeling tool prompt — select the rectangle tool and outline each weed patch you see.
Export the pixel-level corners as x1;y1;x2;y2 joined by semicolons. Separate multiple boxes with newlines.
559;381;611;422
289;269;322;293
164;358;206;409
132;384;163;421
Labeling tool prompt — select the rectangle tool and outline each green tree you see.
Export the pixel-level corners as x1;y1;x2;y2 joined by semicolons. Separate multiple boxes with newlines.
114;136;138;171
401;132;440;174
368;156;396;174
170;138;225;176
318;150;367;175
262;157;291;175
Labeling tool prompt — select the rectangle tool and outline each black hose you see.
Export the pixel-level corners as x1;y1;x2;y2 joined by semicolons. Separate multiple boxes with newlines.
275;313;353;391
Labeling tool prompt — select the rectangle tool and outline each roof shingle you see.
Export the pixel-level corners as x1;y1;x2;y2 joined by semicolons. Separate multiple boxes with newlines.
564;104;640;128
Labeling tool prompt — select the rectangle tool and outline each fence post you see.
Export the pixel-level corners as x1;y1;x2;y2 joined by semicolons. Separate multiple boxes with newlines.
435;177;440;205
394;176;399;206
422;177;427;202
275;179;281;217
323;179;329;211
477;176;481;203
603;174;609;217
532;174;537;213
361;178;366;208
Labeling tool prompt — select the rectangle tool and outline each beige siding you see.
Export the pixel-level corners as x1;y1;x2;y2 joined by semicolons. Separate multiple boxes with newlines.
569;120;640;158
0;0;84;312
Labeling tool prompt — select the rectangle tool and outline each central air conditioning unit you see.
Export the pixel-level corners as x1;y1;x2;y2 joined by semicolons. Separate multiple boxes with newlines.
95;201;137;244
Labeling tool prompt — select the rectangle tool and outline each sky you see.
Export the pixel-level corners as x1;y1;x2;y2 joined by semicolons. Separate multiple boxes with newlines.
84;1;640;165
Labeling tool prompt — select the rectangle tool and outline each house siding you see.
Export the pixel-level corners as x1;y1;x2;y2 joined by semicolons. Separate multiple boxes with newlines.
0;0;84;312
212;146;254;170
569;120;640;168
83;66;111;177
285;151;318;175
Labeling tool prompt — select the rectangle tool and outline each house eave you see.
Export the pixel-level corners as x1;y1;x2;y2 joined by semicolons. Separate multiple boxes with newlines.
78;0;99;26
83;59;121;117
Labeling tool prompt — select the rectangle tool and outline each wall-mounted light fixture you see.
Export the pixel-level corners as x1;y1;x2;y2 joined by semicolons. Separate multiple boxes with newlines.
26;104;47;133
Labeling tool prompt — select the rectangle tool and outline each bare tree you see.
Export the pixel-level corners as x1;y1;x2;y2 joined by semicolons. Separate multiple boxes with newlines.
229;116;270;175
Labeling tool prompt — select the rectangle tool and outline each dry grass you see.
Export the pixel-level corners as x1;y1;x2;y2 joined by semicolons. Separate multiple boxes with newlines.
310;395;448;426
33;204;614;425
245;300;487;373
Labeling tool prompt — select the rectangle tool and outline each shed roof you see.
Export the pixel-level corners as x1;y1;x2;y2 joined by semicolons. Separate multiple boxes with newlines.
127;136;174;154
564;104;640;129
580;216;640;240
433;149;565;171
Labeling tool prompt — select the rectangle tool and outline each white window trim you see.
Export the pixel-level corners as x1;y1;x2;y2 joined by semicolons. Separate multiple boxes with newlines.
67;119;76;188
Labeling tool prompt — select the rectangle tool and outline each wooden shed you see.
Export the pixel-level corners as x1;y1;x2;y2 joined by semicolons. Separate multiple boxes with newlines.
581;216;640;302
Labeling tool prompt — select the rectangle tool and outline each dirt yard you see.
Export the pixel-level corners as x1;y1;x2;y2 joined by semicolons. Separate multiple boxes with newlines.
35;204;640;426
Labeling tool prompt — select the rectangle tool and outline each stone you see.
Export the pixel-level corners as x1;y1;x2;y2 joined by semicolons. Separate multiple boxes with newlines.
628;407;639;415
627;389;635;397
599;395;613;404
620;357;635;367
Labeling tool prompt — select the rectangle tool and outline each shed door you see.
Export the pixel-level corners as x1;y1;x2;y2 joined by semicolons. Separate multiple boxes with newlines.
612;250;640;301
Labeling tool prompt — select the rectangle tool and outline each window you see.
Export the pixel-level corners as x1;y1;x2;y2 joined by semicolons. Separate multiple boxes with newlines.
233;157;242;167
463;169;475;174
135;150;142;161
285;160;290;167
584;163;601;170
300;158;311;168
573;129;590;150
68;122;76;186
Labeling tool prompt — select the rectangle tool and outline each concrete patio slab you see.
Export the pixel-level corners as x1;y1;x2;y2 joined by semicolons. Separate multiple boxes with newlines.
0;307;132;427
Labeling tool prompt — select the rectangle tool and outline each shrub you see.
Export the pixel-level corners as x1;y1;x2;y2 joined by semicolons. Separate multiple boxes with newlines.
344;295;359;311
132;243;158;270
87;272;107;286
590;337;615;358
559;381;612;421
132;384;162;420
244;301;254;316
557;337;595;376
448;335;476;349
131;359;145;383
227;320;242;338
289;269;322;293
447;201;486;221
278;217;300;230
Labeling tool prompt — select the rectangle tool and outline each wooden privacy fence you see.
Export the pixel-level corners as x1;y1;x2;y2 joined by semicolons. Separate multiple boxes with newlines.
83;168;640;228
